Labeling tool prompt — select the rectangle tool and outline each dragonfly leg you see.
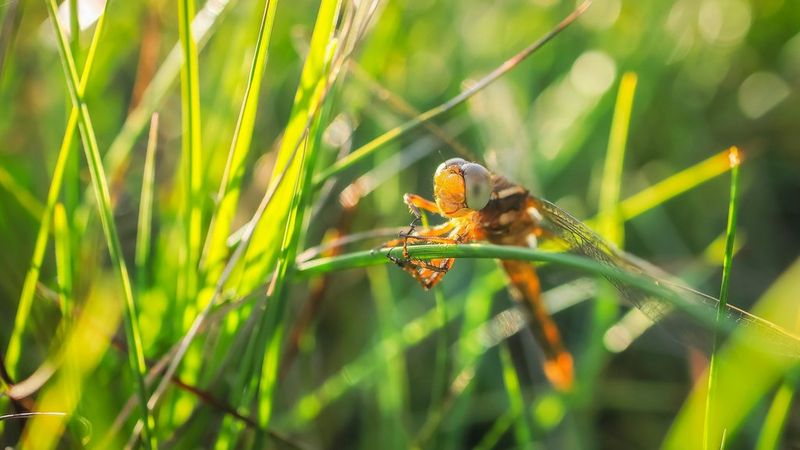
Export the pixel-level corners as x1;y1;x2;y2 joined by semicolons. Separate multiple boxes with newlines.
501;259;574;391
383;221;461;290
404;193;440;215
391;256;454;289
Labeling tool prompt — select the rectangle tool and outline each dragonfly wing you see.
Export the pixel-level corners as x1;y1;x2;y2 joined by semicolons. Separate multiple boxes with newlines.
529;196;666;318
529;196;800;358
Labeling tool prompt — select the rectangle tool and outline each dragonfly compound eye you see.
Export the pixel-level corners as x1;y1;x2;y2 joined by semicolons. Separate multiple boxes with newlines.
462;163;492;210
436;157;468;177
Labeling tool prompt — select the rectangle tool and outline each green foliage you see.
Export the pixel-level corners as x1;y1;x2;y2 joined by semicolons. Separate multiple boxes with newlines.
1;0;799;448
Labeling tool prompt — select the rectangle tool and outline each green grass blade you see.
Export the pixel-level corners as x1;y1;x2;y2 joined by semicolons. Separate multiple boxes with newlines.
254;46;339;432
579;71;637;401
177;0;204;308
311;1;591;188
664;257;800;450
598;72;637;245
615;149;734;223
703;147;741;450
52;203;72;318
42;1;155;447
474;410;516;450
499;345;534;448
94;0;236;210
234;0;340;294
201;0;280;280
756;380;795;450
296;243;753;331
5;0;109;376
136;114;159;293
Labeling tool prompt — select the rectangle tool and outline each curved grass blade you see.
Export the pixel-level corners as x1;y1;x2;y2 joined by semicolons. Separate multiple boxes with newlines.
42;1;155;447
296;243;800;352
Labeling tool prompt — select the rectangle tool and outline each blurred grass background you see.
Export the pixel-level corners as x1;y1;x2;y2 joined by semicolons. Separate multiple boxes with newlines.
1;0;799;448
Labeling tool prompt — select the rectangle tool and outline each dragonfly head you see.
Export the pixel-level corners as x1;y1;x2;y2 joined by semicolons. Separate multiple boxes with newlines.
433;158;492;217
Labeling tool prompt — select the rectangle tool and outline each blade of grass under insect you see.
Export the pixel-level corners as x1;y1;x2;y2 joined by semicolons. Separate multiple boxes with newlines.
5;0;109;377
755;378;796;450
703;147;741;450
0;166;44;218
42;1;155;447
295;243;772;334
177;0;203;310
311;0;591;188
664;257;800;450
52;203;72;318
435;268;506;447
135;114;159;293
200;0;279;280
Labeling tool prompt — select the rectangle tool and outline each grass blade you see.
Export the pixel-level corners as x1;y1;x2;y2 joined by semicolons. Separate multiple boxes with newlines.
598;72;637;245
615;149;735;222
42;1;155;447
5;0;109;376
664;263;800;449
136;114;159;293
52;203;72;318
311;1;592;187
177;0;203;308
703;147;741;450
756;380;795;450
201;0;280;280
579;71;636;398
74;0;236;228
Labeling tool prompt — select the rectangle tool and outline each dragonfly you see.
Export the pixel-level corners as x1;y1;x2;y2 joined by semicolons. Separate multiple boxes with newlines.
384;157;800;391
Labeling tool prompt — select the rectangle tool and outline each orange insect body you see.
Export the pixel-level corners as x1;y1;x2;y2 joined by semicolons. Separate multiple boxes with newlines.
386;158;574;391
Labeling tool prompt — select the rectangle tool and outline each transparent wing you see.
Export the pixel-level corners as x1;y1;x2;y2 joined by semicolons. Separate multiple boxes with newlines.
530;196;800;358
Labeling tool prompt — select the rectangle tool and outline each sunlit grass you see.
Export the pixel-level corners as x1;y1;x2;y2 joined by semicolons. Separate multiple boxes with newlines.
703;147;741;450
1;0;799;448
42;0;155;447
